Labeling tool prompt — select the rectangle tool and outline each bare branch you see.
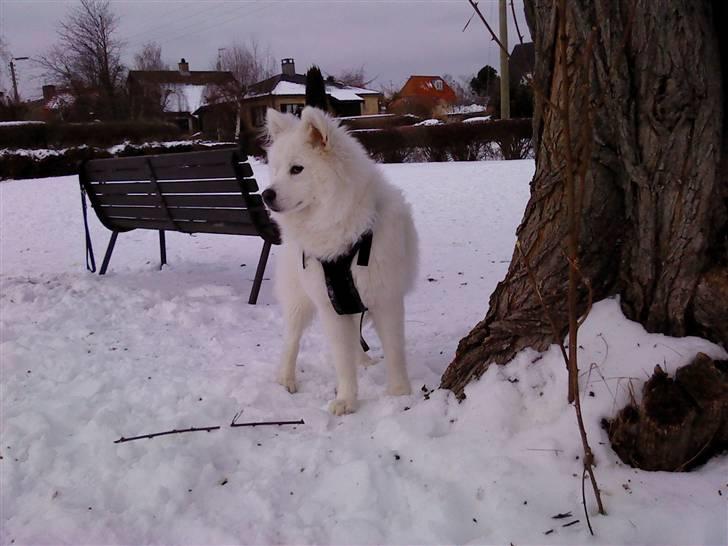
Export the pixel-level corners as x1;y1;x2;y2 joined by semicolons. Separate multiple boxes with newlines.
114;425;221;444
466;0;511;58
230;411;304;428
510;0;525;44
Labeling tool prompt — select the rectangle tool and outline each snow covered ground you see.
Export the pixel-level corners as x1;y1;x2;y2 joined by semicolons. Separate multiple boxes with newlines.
1;160;726;545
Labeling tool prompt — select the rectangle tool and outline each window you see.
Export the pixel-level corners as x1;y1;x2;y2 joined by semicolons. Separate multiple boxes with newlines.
280;103;303;116
434;79;444;91
253;106;266;127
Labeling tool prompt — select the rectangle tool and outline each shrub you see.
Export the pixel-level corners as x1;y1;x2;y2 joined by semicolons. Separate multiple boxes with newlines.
351;118;532;162
0;141;235;180
338;114;420;131
0;122;49;148
0;120;182;150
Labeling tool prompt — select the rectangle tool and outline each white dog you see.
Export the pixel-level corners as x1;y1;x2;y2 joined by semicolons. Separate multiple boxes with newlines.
263;106;419;415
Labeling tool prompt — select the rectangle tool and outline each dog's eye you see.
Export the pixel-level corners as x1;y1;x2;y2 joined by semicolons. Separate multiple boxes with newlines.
290;165;304;175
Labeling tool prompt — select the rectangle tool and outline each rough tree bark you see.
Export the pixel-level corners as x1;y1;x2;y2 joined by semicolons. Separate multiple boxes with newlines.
441;0;727;398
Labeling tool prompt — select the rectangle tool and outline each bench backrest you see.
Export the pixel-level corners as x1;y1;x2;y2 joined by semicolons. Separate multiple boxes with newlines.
80;149;280;244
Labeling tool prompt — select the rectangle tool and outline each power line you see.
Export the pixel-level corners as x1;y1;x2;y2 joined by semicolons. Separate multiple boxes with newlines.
124;2;250;52
151;2;274;50
123;2;224;43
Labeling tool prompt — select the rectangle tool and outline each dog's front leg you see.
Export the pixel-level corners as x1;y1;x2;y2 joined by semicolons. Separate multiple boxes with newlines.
277;297;314;393
371;299;412;396
320;311;360;415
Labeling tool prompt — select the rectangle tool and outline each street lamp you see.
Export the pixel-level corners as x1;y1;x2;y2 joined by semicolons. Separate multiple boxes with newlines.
10;56;30;103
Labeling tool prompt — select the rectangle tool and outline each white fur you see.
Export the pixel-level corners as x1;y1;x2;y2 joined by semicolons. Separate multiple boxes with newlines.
265;107;419;415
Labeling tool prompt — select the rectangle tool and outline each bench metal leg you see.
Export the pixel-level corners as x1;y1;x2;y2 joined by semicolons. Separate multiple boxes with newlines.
249;240;272;305
159;230;167;270
99;231;119;275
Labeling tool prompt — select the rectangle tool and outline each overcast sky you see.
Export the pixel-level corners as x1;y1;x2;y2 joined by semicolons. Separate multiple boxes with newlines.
1;0;530;100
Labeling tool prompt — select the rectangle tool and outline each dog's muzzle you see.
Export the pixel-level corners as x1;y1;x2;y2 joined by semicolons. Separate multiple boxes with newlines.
262;188;278;211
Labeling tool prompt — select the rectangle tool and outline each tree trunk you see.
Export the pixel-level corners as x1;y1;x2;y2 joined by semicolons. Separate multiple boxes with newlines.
441;0;727;399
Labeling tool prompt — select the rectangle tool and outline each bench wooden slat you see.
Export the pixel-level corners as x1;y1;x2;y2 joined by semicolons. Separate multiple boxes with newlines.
101;206;168;220
109;217;260;236
95;194;163;206
84;149;254;182
169;208;254;223
84;158;149;182
160;179;259;193
95;193;252;208
90;182;155;194
90;178;258;194
102;205;257;224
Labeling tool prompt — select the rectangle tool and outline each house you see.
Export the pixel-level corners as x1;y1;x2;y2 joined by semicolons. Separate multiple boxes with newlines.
509;42;535;85
127;59;238;133
241;59;382;131
388;75;458;117
397;75;457;104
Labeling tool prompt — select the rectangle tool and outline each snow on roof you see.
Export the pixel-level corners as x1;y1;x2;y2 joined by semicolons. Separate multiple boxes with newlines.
340;85;381;96
448;103;487;114
161;84;209;113
0;121;46;126
270;80;307;96
463;116;492;123
247;80;377;102
327;87;365;102
46;93;75;111
415;119;443;126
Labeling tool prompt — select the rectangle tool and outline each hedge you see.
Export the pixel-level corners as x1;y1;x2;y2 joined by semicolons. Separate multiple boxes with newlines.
351;118;533;162
0;142;236;180
0;120;182;149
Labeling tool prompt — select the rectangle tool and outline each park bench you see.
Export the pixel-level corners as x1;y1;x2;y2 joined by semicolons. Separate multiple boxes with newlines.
79;148;280;304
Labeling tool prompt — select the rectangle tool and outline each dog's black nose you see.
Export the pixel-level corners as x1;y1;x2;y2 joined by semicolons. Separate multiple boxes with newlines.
262;188;276;206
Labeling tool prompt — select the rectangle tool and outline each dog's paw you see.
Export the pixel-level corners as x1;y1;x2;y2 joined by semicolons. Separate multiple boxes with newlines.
329;398;357;415
358;353;378;367
386;383;412;396
277;374;297;394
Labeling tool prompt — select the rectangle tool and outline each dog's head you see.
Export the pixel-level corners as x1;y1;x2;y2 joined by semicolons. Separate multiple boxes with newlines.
262;106;353;216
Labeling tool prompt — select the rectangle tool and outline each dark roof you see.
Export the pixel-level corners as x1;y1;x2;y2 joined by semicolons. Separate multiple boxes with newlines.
128;70;237;86
510;42;535;82
246;73;307;96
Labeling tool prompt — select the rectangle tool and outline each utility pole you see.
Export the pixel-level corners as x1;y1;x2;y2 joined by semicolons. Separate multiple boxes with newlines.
217;48;226;71
498;0;510;119
9;56;29;103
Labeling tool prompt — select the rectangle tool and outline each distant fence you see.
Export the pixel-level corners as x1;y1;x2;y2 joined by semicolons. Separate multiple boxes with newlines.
0;120;182;149
351;118;533;162
0;141;235;180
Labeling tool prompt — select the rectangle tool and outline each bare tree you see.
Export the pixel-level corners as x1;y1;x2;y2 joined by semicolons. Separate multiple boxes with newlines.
334;65;375;88
442;74;477;106
215;39;275;92
36;0;126;118
0;37;11;93
133;41;167;71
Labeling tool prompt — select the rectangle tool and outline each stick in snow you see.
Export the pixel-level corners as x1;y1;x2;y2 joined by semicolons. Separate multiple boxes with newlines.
114;426;221;444
230;411;304;428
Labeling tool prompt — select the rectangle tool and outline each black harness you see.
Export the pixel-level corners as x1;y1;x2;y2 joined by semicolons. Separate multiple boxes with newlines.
303;230;373;351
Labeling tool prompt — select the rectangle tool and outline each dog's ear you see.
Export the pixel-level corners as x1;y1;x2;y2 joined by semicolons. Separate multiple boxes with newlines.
301;106;335;150
265;109;297;141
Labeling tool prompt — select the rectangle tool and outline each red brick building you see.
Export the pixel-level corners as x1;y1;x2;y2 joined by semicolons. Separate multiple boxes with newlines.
398;76;457;104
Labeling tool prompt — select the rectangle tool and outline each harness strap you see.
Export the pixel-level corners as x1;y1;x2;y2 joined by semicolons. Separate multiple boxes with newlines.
302;230;374;352
79;183;96;272
359;310;369;352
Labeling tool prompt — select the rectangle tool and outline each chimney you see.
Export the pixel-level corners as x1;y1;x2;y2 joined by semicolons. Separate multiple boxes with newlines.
178;58;190;75
281;58;295;76
42;85;57;101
